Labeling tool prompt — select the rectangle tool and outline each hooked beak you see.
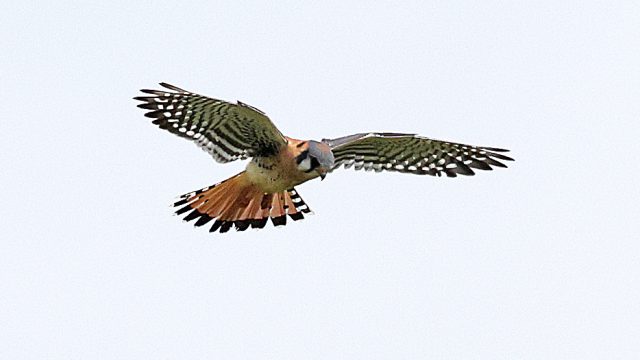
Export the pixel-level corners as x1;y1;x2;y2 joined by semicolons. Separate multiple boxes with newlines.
317;168;328;181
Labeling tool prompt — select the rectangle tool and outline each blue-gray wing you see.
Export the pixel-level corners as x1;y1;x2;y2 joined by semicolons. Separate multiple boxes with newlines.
134;83;287;163
323;132;513;177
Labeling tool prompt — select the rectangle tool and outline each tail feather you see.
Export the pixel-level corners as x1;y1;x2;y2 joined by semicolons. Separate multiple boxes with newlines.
173;172;312;233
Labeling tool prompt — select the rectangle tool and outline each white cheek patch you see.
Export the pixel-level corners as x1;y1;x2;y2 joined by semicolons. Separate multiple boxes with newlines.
298;157;311;171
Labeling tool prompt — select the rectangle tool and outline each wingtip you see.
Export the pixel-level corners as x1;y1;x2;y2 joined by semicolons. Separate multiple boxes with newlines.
482;147;511;153
159;82;186;92
139;89;162;95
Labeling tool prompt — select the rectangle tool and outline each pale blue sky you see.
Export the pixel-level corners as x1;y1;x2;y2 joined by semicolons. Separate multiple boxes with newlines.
1;1;639;358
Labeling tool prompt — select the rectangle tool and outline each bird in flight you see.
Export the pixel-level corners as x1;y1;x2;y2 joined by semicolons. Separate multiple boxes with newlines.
134;83;514;233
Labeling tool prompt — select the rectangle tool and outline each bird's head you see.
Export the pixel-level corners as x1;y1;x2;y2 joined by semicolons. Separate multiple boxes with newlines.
295;140;334;180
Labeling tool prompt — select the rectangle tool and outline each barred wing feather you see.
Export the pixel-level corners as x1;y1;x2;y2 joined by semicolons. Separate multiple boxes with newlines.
324;132;513;177
134;83;287;163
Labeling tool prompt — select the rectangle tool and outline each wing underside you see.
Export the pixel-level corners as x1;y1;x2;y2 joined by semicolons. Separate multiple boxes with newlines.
324;132;513;177
134;83;287;163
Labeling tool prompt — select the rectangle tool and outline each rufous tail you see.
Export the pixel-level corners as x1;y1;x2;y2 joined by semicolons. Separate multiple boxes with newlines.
173;172;312;233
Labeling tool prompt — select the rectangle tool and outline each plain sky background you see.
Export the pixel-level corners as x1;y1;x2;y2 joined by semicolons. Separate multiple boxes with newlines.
1;1;639;359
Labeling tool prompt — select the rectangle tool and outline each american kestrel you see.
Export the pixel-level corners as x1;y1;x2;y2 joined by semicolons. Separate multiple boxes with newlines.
134;83;514;233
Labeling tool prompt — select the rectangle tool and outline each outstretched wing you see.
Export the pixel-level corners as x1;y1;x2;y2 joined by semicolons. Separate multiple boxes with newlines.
323;132;513;177
134;83;287;163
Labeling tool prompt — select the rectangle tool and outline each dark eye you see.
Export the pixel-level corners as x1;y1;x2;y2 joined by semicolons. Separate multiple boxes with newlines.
295;150;309;164
309;157;320;171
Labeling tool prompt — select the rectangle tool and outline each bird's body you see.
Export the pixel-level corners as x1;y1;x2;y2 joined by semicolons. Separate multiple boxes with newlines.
245;137;320;193
135;83;514;233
